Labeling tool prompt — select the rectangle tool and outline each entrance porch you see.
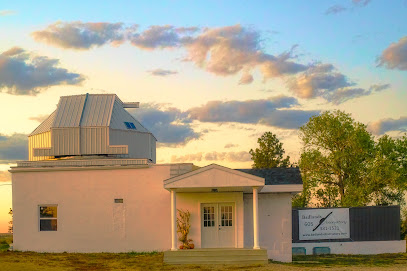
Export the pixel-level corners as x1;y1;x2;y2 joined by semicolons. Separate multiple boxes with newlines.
163;164;265;255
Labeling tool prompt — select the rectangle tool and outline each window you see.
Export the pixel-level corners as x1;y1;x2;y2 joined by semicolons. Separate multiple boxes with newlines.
203;206;215;227
221;205;233;227
124;122;136;130
114;199;123;203
39;206;57;231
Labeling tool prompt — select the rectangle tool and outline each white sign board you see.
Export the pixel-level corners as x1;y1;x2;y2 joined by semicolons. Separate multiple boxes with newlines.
298;208;350;240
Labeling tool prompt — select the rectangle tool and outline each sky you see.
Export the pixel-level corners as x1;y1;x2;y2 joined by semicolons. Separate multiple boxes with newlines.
0;0;406;232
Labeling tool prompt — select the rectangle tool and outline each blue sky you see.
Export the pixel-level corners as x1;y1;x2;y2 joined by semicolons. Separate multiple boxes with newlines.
0;0;406;232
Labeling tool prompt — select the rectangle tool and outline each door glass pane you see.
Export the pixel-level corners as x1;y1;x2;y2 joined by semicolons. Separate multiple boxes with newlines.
221;205;233;227
203;206;215;227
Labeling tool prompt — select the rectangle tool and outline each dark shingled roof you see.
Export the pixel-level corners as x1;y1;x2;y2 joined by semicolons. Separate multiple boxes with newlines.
236;167;302;185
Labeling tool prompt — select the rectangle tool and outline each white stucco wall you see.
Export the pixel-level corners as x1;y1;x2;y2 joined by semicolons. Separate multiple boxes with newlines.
12;165;172;252
244;193;293;262
292;240;406;255
176;192;244;249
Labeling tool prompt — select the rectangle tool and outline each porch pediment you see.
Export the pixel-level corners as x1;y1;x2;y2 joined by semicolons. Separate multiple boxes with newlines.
164;164;264;192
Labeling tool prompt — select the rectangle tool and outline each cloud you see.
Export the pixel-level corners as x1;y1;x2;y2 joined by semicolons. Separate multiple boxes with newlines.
377;36;407;70
0;47;85;95
187;96;298;123
287;64;351;99
352;0;371;6
326;0;371;15
32;21;126;50
224;143;238;148
148;69;178;76
368;117;407;135
182;25;307;80
171;152;203;162
187;96;318;129
369;83;391;92
129;25;190;49
0;133;28;163
325;5;347;14
261;109;320;129
29;114;49;122
34;22;308;84
130;105;200;145
0;10;16;16
0;171;11;182
238;72;254;85
204;151;252;162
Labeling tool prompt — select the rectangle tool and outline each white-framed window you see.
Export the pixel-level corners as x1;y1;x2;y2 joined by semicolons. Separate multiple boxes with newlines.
39;205;58;231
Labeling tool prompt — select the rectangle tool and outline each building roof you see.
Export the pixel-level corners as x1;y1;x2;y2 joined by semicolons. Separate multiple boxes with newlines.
236;167;302;185
30;93;152;137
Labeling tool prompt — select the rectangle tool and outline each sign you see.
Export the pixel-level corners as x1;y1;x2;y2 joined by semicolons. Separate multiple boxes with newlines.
298;208;350;240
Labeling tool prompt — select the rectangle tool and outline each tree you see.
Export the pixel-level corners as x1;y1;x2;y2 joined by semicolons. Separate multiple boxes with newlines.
298;110;406;207
8;208;13;234
249;132;290;168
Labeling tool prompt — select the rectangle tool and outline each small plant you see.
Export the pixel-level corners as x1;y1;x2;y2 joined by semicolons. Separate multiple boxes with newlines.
176;209;194;249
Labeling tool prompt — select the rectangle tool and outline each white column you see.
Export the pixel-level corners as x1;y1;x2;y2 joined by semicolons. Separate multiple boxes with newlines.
253;187;260;249
171;189;177;251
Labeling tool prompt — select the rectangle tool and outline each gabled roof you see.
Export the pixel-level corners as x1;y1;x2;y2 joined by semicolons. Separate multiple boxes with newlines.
164;164;264;191
29;93;153;137
236;167;302;185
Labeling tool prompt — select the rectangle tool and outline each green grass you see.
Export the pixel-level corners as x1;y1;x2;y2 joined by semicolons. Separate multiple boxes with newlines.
1;251;407;271
292;253;407;267
1;236;406;271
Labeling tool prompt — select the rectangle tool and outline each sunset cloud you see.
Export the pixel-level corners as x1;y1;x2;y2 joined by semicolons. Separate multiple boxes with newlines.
130;105;200;145
182;25;307;81
0;133;28;163
171;151;251;163
377;36;407;70
32;21;126;50
325;5;347;15
187;96;318;129
148;69;178;76
0;10;16;16
187;96;298;123
204;151;252;162
171;152;203;162
0;171;11;183
33;22;308;84
0;47;84;95
129;25;190;49
287;64;352;99
367;116;407;135
29;114;50;122
224;143;239;148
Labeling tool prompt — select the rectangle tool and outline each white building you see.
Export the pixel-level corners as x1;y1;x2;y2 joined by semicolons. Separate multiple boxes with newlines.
11;94;302;264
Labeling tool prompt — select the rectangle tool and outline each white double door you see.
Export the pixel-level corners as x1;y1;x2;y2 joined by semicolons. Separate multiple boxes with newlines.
201;203;235;248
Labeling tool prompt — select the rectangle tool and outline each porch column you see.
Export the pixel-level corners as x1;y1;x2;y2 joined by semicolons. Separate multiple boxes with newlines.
171;189;177;251
253;187;260;249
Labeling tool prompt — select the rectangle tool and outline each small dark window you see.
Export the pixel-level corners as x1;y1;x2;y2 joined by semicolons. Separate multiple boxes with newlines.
115;199;124;203
124;122;136;130
39;206;57;231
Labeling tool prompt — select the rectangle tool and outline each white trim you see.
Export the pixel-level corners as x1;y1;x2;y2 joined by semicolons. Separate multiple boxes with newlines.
259;184;303;193
164;164;264;188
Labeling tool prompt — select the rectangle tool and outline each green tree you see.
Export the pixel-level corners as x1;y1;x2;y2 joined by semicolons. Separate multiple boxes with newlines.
249;132;290;168
8;208;13;234
298;110;407;207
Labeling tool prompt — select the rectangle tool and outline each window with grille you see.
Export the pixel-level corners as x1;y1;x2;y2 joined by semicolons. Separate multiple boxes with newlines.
221;205;233;227
39;205;57;231
203;206;215;227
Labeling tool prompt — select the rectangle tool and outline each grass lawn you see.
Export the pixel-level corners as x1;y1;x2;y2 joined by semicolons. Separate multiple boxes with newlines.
1;236;407;270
